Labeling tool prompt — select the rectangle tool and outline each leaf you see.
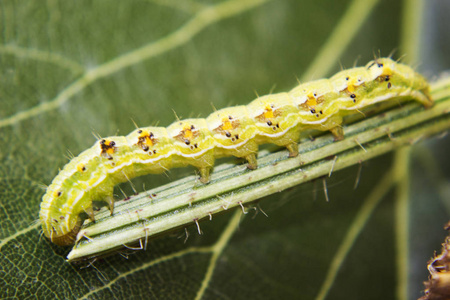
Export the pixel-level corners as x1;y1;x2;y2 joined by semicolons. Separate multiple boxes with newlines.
0;0;449;299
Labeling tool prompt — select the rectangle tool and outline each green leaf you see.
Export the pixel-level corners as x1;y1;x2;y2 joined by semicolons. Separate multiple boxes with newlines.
1;0;449;299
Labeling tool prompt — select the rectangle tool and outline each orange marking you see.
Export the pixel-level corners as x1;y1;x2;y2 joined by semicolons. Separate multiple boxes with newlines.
347;78;357;93
139;131;153;147
101;140;116;156
222;119;233;131
145;136;153;146
263;105;274;119
105;143;115;155
382;66;392;76
306;93;317;107
184;126;193;139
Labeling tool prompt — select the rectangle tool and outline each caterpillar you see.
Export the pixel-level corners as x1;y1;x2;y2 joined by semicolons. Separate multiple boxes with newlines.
39;58;432;246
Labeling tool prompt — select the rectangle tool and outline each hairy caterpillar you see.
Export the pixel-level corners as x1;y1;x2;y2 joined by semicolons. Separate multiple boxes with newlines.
39;58;432;246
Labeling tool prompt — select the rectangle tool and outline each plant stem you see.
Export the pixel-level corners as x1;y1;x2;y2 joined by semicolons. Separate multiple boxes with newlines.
68;78;450;262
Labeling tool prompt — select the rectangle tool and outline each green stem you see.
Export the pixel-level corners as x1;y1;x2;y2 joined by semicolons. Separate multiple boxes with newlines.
67;78;450;262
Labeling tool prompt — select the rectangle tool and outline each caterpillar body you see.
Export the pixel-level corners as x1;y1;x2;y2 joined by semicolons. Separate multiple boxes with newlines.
40;58;432;246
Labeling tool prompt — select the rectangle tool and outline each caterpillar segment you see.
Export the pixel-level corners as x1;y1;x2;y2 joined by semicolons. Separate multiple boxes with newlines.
40;58;432;245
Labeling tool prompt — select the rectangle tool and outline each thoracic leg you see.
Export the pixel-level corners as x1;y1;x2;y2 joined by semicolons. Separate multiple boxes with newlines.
84;206;95;222
105;195;115;215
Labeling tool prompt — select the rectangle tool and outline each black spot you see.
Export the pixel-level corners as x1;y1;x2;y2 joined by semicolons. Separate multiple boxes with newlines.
267;120;272;126
270;104;274;108
184;139;190;145
272;126;277;130
385;75;390;81
228;115;232;120
110;141;116;146
377;63;383;67
276;123;280;128
57;191;62;197
150;132;154;138
350;94;356;99
346;77;349;81
235;134;239;140
81;166;86;171
388;82;392;89
138;130;142;134
313;93;317;97
316;114;319;117
320;110;323;114
53;219;58;223
231;137;236;142
194;143;198;148
310;108;316;114
190;125;195;130
153;150;157;154
190;145;194;150
225;131;231;137
142;145;149;151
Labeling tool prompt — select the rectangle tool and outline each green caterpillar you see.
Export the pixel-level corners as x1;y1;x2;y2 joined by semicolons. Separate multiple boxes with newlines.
39;58;432;246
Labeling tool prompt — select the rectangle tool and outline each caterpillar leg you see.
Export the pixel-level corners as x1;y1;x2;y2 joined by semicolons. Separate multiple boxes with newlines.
245;153;258;170
84;206;96;222
330;126;344;141
286;142;299;157
413;90;433;108
199;167;211;184
105;195;115;215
